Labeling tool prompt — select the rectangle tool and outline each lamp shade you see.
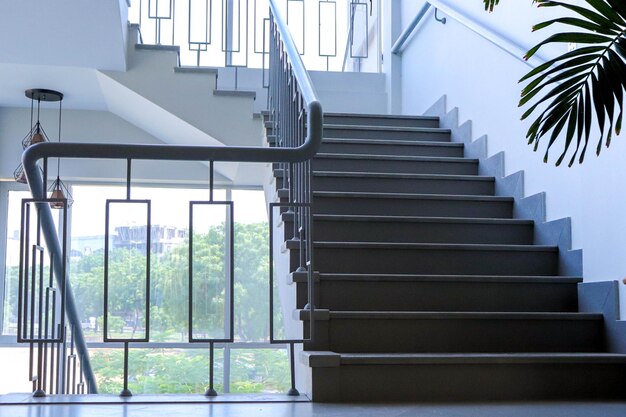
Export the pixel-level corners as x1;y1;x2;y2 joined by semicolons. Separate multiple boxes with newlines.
48;176;73;209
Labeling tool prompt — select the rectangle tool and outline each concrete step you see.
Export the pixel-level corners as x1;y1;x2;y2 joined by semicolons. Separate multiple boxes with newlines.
174;66;219;75
300;310;604;354
312;154;479;175
290;273;581;312
324;113;440;128
324;125;451;141
308;172;494;196
302;352;626;402
285;241;559;276
281;214;534;244
312;192;514;218
319;139;464;157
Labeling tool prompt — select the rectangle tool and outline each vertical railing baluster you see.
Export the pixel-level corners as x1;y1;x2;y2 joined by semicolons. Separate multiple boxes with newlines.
121;342;132;397
188;161;234;397
206;342;217;396
78;354;85;394
102;159;151;397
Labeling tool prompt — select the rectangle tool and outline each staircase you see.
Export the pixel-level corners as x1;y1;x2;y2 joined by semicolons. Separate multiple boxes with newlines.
271;112;626;402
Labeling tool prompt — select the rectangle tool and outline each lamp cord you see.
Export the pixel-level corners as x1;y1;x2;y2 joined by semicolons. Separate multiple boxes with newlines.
57;99;62;176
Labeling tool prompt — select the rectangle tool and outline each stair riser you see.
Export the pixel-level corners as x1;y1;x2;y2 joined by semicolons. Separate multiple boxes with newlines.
306;363;626;402
291;247;558;276
304;317;603;353
325;128;450;142
312;196;513;218
295;281;578;312
312;176;494;196
312;158;479;175
324;115;439;128
284;220;534;244
319;142;464;157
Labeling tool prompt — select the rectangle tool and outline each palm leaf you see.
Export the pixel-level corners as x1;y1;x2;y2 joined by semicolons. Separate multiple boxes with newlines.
519;0;626;165
483;0;500;12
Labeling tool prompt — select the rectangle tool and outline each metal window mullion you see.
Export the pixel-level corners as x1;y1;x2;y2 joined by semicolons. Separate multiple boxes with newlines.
172;0;176;46
224;188;233;343
0;184;10;336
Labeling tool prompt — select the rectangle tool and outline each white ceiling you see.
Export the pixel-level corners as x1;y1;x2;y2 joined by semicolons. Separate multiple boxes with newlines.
0;64;108;109
0;0;128;109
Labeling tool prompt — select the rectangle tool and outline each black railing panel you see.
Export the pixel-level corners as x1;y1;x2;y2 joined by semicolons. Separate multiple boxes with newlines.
129;0;381;71
19;0;322;397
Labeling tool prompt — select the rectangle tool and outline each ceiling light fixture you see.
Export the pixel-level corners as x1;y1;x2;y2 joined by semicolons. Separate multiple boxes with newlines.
15;88;73;208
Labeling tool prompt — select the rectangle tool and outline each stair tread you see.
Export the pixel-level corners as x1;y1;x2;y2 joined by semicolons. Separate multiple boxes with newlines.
324;124;450;133
310;311;601;320
175;66;219;74
337;352;626;365
314;215;532;224
294;241;558;251
324;112;439;121
314;273;581;283
287;214;533;225
278;170;491;181
213;89;256;98
323;138;461;147
313;191;513;202
315;153;477;163
136;43;180;52
310;172;494;181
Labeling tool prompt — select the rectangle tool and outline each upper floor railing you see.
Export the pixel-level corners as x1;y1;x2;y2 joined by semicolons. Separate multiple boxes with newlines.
18;0;322;397
129;0;382;72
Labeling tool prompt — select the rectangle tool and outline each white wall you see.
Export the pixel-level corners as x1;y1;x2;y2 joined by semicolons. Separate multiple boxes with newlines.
0;108;213;185
0;0;128;71
396;1;626;307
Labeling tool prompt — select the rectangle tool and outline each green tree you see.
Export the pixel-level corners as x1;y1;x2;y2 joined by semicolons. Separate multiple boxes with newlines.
233;222;270;341
72;250;104;333
70;222;278;342
107;247;149;338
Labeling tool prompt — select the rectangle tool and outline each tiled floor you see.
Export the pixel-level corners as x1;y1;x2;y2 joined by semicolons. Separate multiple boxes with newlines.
1;395;626;417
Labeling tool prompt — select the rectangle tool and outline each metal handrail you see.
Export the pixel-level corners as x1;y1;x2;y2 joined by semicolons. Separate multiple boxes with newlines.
391;0;546;68
22;0;322;395
268;1;320;118
391;3;431;55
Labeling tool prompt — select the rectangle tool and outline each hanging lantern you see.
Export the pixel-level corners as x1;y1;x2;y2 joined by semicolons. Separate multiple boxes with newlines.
15;89;63;183
48;176;73;209
13;164;27;184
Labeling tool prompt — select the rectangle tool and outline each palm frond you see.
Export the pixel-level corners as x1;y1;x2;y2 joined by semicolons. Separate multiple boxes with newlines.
484;0;500;12
520;0;626;166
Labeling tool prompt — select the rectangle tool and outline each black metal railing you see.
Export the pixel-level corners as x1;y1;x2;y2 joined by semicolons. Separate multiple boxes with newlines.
17;197;89;395
18;0;321;397
267;5;316;383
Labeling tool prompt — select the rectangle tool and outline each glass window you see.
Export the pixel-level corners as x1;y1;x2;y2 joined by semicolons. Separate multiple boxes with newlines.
2;184;289;394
